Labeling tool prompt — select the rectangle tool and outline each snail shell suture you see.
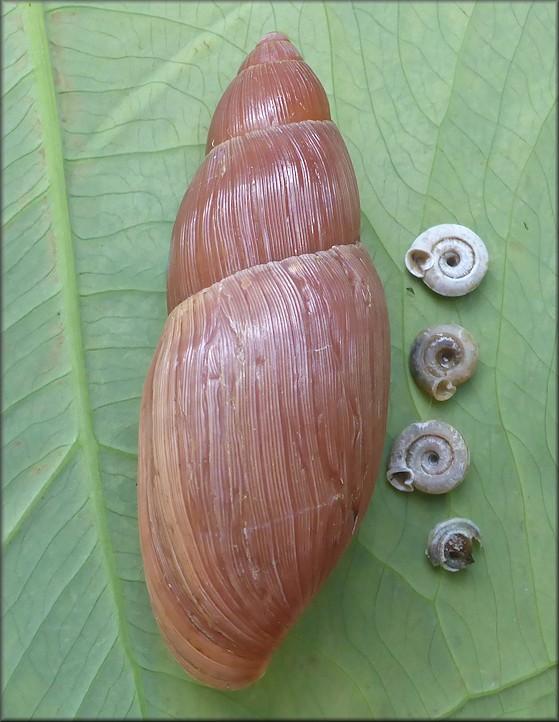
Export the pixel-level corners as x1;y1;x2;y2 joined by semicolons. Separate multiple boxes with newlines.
138;33;390;690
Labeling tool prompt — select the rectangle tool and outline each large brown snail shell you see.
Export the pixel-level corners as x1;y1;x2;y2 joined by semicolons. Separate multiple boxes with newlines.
138;32;390;691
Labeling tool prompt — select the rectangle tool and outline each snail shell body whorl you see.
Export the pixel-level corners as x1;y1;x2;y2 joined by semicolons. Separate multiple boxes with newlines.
139;33;390;690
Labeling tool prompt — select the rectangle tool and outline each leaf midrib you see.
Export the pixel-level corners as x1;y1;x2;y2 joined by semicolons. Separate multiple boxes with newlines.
22;4;147;716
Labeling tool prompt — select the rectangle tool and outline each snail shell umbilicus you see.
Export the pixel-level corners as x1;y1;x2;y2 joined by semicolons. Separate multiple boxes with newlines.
138;33;390;690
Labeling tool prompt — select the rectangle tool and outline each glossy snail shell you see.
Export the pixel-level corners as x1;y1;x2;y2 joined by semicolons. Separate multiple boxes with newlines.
409;323;478;401
386;420;469;494
138;33;390;690
426;518;482;572
405;224;489;296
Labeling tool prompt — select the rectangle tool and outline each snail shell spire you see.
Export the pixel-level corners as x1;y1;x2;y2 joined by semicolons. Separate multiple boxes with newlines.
167;33;359;311
139;32;390;690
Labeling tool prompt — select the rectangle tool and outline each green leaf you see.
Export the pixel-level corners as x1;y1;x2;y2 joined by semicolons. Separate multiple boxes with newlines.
2;1;556;718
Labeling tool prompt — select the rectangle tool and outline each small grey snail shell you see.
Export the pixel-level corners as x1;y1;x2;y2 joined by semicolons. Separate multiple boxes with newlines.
386;420;469;494
409;323;478;401
426;518;482;572
405;224;489;296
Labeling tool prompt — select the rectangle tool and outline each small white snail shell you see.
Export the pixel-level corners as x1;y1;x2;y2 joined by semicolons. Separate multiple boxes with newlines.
409;323;478;401
405;224;489;296
386;420;469;494
426;518;482;572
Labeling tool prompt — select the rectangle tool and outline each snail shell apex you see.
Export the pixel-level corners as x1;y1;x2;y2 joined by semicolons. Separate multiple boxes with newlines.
405;224;489;296
386;420;469;494
409;323;478;401
426;518;482;572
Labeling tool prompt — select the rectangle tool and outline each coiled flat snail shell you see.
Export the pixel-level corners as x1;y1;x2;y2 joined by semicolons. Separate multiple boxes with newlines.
405;224;489;296
386;420;469;494
409;323;478;401
426;518;482;572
